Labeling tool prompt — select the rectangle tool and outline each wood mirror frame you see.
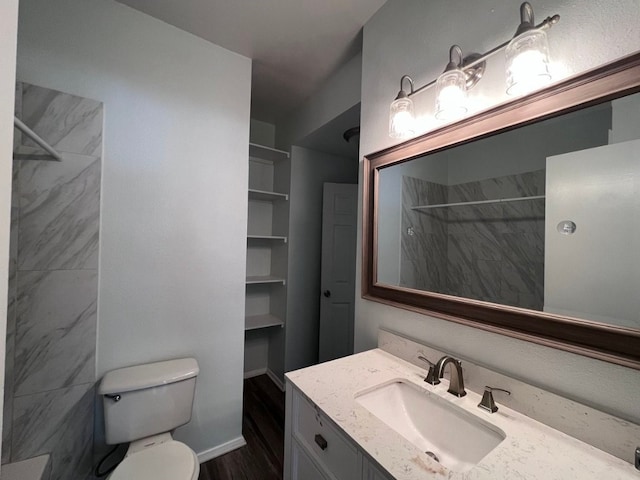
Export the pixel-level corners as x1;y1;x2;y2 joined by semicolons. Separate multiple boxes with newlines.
363;52;640;370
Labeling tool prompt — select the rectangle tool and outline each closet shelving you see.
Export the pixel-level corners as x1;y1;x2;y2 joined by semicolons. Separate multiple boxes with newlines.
247;235;287;242
246;275;286;285
245;142;290;331
248;189;288;202
245;313;285;331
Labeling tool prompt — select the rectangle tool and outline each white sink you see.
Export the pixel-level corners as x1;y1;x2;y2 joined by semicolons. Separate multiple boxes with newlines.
355;380;506;472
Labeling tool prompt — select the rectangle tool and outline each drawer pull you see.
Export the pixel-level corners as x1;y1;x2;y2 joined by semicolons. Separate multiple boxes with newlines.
314;433;328;450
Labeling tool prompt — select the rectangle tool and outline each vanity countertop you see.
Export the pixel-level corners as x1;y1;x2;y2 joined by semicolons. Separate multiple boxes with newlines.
286;349;638;480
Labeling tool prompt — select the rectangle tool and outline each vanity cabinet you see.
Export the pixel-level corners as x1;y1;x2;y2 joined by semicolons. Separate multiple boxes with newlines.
290;440;331;480
362;461;393;480
285;383;394;480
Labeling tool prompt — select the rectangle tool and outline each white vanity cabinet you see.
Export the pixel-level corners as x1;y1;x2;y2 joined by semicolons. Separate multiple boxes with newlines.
362;461;393;480
285;382;394;480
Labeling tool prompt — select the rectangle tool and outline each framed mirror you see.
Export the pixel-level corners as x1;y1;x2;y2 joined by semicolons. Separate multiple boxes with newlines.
363;52;640;369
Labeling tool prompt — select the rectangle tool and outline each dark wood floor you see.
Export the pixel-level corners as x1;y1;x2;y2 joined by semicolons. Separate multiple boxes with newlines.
198;375;285;480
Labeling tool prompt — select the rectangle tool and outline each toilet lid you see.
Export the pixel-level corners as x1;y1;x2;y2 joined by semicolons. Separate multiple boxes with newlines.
110;441;199;480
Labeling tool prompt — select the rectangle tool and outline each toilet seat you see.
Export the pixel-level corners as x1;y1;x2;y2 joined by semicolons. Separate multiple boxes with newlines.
109;440;199;480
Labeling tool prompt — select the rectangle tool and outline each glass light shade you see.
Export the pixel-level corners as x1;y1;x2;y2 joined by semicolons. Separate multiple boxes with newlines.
389;96;415;138
435;69;468;121
505;28;551;96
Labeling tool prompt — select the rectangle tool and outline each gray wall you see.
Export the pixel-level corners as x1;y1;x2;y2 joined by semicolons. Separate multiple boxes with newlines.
545;138;640;329
276;53;362;150
249;119;276;148
269;146;357;379
357;0;640;424
0;0;20;467
4;83;102;480
274;50;362;378
17;0;252;458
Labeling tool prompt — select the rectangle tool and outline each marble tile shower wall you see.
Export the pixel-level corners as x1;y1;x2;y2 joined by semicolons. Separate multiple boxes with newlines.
401;170;545;309
4;83;102;480
400;177;447;290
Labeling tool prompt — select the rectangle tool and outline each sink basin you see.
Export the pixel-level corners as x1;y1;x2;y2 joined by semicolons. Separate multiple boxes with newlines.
355;380;505;472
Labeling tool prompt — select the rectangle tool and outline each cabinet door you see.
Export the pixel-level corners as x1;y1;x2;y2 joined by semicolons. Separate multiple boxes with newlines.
291;439;329;480
362;458;394;480
293;390;360;480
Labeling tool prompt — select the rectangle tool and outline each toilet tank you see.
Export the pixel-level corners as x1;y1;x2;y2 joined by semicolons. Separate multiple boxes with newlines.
99;358;199;445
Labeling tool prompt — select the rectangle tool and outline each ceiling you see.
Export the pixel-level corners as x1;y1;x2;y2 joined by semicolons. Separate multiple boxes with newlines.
299;103;361;159
116;0;387;124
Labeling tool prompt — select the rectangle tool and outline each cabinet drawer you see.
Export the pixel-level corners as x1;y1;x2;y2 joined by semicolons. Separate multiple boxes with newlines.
293;390;359;480
291;438;329;480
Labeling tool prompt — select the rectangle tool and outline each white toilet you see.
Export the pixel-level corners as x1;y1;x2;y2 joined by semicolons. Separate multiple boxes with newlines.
98;357;201;480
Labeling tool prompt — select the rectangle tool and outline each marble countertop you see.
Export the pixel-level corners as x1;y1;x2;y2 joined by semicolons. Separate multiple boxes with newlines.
286;349;639;480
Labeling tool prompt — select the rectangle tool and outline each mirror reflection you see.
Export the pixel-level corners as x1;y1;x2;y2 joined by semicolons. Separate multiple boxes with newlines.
377;92;640;330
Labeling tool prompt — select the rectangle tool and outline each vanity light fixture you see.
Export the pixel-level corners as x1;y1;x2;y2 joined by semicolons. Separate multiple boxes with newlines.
435;46;484;121
389;75;416;138
388;1;559;138
505;2;554;95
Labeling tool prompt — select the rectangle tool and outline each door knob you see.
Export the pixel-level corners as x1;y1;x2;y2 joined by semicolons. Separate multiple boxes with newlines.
323;290;331;298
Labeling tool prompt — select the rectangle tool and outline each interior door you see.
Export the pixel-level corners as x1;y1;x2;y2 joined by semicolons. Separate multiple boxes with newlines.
319;183;358;363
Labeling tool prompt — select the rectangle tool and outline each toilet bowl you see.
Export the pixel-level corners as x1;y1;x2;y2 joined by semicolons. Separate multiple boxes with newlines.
99;358;201;480
109;436;199;480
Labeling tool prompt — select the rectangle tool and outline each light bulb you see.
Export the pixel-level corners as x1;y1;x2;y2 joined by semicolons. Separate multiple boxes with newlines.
389;96;415;138
506;28;551;96
435;69;468;121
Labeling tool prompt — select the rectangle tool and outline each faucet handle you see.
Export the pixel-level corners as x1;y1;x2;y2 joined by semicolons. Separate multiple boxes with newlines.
417;355;440;385
478;386;511;413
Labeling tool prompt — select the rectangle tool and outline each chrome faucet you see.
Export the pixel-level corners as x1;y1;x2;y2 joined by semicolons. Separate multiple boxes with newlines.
435;356;466;397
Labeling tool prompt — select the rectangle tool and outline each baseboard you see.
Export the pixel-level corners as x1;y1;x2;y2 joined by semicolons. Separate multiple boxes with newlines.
266;368;285;391
244;367;267;379
197;435;246;464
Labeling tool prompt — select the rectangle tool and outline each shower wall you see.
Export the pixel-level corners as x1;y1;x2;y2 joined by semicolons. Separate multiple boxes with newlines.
400;170;545;309
4;82;102;480
400;176;447;291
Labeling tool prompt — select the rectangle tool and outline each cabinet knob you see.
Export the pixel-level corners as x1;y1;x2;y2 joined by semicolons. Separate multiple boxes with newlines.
323;290;331;298
314;433;328;450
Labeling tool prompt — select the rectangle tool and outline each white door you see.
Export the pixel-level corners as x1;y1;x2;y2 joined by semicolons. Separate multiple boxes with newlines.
319;183;358;363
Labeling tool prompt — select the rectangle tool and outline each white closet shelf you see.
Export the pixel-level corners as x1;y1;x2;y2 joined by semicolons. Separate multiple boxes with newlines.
412;195;545;211
249;143;289;162
248;189;289;202
245;314;284;331
246;275;286;285
247;235;287;243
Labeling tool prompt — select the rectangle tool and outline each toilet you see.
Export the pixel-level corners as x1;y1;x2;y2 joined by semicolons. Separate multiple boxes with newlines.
98;357;201;480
